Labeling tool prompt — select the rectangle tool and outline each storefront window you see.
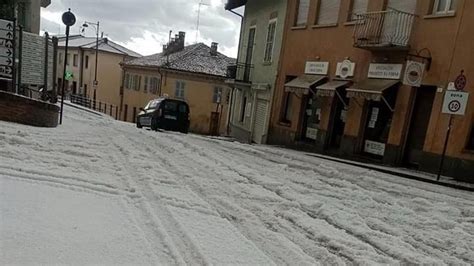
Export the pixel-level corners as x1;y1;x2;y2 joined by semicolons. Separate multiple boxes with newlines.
466;124;474;151
302;95;324;141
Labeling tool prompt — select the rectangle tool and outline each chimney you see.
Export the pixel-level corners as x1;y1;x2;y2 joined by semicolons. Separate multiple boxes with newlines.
210;42;218;56
164;31;186;54
178;31;185;50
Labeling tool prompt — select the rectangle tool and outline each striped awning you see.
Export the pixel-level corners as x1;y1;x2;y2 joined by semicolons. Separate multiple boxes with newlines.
346;79;399;101
284;75;327;95
316;81;350;97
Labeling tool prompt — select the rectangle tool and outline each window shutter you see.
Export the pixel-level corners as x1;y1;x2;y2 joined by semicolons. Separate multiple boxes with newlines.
296;0;310;26
317;0;341;25
387;0;417;13
351;0;368;20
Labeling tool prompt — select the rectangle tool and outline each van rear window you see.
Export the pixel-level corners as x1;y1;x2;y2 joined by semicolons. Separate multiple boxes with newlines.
164;101;178;112
145;99;163;110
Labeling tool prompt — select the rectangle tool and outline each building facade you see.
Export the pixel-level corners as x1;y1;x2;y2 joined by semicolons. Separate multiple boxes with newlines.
268;0;473;182
120;33;235;135
225;0;288;144
56;35;141;108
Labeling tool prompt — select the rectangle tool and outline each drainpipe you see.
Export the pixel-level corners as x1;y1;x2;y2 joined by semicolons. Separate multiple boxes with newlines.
226;7;244;136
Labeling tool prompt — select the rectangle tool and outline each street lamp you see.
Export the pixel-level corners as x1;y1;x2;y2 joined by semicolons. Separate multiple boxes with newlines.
82;21;99;107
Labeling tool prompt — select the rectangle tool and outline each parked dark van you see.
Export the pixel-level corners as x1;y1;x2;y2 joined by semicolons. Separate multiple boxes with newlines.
136;98;190;133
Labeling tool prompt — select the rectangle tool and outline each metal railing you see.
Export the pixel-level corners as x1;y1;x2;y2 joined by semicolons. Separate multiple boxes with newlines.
353;9;415;48
226;63;253;83
70;94;119;120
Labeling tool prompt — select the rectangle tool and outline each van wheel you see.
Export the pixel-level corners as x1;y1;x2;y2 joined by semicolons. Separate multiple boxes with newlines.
151;119;158;131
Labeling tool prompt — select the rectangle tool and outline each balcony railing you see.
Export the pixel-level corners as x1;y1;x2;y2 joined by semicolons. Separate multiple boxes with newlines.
353;9;415;50
226;63;253;83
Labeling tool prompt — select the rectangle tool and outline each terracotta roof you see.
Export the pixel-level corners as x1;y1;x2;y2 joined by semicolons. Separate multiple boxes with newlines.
122;43;236;78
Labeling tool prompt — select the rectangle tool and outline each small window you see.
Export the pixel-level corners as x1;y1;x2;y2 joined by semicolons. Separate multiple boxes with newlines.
348;0;368;21
85;55;89;69
295;0;310;26
144;76;148;93
124;73;130;89
213;87;223;103
175;81;185;99
73;54;78;67
433;0;456;14
66;53;70;65
59;53;63;64
316;0;341;25
264;19;277;63
466;123;474;150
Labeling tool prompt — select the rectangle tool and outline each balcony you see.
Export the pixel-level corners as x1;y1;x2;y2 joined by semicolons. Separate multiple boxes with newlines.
226;63;253;84
353;9;415;51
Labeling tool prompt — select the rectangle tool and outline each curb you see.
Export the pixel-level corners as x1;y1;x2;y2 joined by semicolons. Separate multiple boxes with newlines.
306;153;474;192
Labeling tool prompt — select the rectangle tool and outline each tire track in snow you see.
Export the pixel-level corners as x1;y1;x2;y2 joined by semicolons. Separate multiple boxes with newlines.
110;135;209;266
161;133;468;264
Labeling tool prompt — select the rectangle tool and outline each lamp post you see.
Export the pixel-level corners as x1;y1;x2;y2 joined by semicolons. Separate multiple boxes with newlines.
60;8;76;125
82;21;99;108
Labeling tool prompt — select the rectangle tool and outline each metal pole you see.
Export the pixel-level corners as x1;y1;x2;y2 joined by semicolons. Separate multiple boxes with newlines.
437;115;453;181
93;21;99;108
60;26;70;125
52;36;58;102
12;19;17;93
43;32;49;95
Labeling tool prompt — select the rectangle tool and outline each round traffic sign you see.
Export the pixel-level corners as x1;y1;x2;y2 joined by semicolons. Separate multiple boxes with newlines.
448;100;461;113
454;72;466;91
62;9;76;27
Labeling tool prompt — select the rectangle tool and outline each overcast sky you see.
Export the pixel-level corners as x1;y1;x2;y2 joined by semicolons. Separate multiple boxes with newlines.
40;0;243;57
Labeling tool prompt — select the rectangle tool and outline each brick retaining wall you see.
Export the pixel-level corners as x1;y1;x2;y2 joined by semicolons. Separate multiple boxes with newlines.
0;91;59;127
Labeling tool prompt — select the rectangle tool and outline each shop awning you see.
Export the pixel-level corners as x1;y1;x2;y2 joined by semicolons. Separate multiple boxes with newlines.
316;81;350;97
284;75;326;95
346;79;399;101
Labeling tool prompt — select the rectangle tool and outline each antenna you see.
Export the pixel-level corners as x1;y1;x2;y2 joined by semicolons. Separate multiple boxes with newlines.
195;0;209;43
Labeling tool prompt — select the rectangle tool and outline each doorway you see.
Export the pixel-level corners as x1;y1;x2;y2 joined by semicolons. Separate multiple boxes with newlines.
301;93;323;142
403;86;436;167
328;90;349;149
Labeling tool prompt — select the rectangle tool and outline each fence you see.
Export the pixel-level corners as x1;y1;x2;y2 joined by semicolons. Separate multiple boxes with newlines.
70;94;120;120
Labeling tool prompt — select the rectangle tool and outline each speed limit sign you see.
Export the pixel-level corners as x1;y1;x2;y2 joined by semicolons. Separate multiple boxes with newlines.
442;91;469;115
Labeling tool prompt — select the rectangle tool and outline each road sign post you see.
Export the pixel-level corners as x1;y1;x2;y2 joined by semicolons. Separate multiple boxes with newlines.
59;9;76;125
0;18;15;90
437;90;470;180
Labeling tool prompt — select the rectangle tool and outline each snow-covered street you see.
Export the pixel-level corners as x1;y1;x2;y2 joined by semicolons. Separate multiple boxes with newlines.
1;106;473;265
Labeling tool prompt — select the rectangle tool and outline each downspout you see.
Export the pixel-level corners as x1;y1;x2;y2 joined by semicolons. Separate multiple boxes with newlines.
226;8;244;136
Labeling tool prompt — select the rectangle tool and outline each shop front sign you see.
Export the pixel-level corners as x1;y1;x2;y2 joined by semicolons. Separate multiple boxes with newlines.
306;127;318;140
364;140;385;156
368;63;403;80
442;91;469;116
403;61;425;87
305;61;329;75
336;60;355;79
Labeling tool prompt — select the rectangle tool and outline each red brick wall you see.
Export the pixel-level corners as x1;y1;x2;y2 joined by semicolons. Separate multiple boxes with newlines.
0;91;59;127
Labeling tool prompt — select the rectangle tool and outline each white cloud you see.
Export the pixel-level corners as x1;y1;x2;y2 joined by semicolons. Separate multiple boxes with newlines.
40;0;242;58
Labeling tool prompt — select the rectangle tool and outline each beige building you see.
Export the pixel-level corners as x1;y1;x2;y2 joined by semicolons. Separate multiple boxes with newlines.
121;32;235;135
56;35;141;109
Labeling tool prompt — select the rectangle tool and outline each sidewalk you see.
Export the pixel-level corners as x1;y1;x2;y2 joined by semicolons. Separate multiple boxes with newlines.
305;153;474;192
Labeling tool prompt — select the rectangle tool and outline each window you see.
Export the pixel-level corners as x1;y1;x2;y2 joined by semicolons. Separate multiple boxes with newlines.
144;76;148;93
264;19;277;63
124;73;130;89
213;87;223;103
281;92;294;123
133;75;141;91
175;81;185;99
85;55;89;69
240;96;247;122
316;0;341;25
433;0;457;14
66;53;70;65
348;0;368;21
295;0;310;26
59;53;63;64
466;123;474;151
73;54;78;67
150;77;160;94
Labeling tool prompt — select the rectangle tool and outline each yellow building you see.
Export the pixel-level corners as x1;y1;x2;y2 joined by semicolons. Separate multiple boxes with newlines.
120;32;235;135
56;35;141;111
